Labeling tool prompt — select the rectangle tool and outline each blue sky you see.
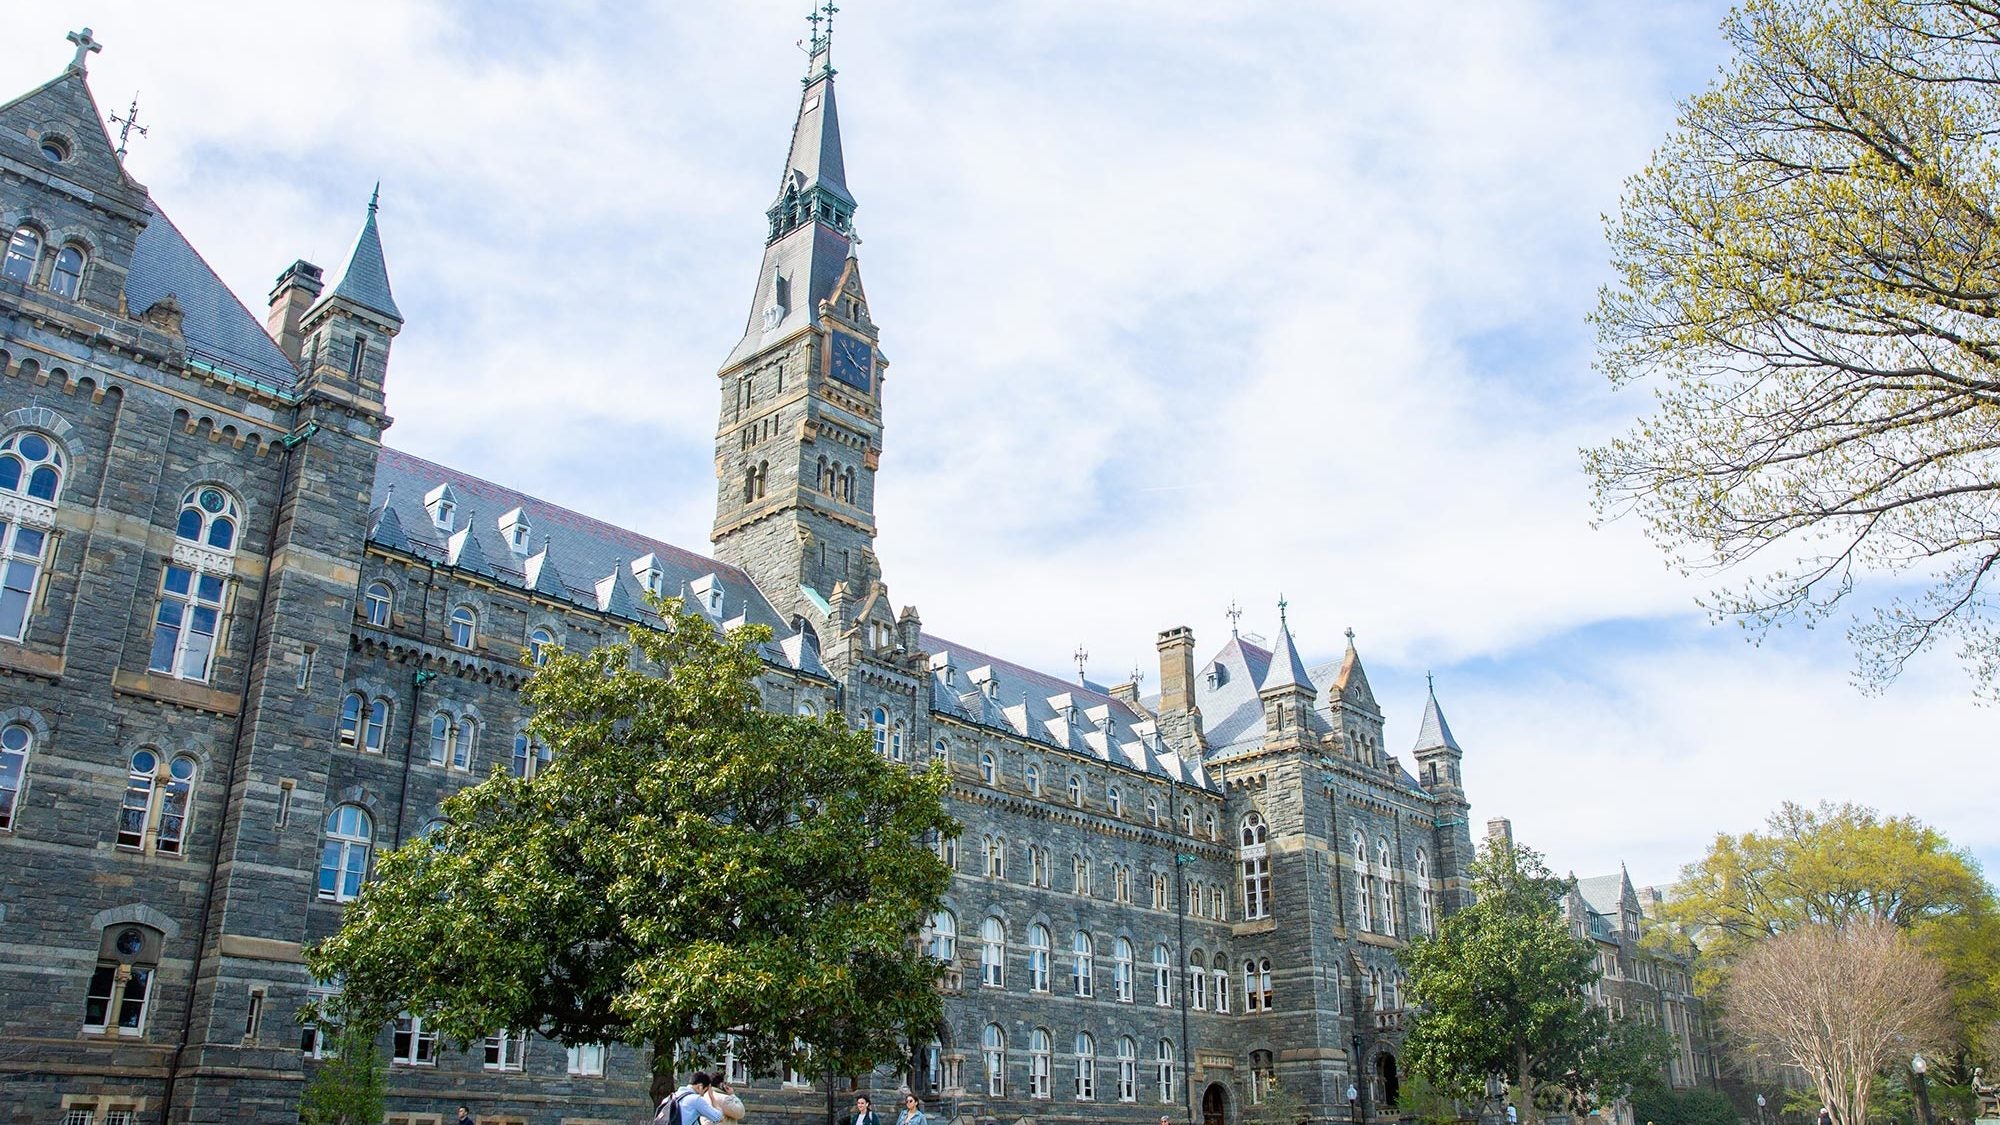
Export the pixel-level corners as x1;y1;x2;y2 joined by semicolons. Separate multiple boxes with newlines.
10;0;1990;887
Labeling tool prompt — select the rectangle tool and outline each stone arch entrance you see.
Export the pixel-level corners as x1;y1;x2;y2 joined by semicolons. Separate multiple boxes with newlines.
1374;1052;1400;1111
1202;1081;1231;1125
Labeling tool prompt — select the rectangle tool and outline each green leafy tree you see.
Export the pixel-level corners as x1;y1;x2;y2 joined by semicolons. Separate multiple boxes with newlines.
1631;1084;1737;1125
1400;843;1632;1125
296;1023;385;1125
1589;0;2000;694
306;603;959;1101
1246;1078;1310;1125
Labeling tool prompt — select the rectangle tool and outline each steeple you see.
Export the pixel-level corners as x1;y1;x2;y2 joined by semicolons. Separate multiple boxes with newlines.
1258;599;1314;693
1412;677;1465;797
314;185;401;326
299;189;402;412
1257;602;1319;748
1412;678;1460;753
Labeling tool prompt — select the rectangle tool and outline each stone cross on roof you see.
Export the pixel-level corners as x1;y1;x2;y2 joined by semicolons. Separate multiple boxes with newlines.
67;27;102;74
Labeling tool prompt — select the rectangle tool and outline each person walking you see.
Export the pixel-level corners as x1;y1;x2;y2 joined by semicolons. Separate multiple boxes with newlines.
896;1093;928;1125
846;1094;881;1125
454;1109;474;1125
709;1073;746;1122
1817;1108;1833;1125
657;1072;726;1125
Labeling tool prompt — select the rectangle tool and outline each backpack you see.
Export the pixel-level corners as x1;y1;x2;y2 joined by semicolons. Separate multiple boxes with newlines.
654;1090;694;1125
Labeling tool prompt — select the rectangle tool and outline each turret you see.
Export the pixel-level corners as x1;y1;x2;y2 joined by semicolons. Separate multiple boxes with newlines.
1256;603;1319;749
298;187;401;412
1411;677;1464;798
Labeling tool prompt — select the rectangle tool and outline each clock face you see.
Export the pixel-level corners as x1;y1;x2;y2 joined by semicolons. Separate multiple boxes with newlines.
828;332;873;392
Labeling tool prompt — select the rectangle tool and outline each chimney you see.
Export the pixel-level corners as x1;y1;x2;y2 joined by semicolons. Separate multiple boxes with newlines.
1156;626;1196;714
1485;817;1514;850
265;259;323;364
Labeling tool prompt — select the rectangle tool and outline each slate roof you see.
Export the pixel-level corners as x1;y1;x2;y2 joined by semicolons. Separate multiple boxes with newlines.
124;200;302;391
367;447;826;677
1413;689;1460;752
316;193;401;323
923;631;1215;790
1576;872;1633;918
1259;616;1314;692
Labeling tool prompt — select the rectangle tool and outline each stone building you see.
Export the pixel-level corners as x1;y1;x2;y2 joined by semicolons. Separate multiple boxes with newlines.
0;25;1476;1125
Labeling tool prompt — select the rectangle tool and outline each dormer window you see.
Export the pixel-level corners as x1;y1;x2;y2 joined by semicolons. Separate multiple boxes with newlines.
1209;663;1229;688
498;508;532;556
691;574;725;617
632;555;666;599
424;485;458;532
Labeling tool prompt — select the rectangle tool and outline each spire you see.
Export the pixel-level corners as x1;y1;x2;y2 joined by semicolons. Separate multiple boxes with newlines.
1258;600;1313;694
1330;627;1378;709
1413;679;1461;753
317;187;402;325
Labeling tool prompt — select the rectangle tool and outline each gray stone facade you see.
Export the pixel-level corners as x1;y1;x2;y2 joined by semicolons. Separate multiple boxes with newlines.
0;30;1478;1125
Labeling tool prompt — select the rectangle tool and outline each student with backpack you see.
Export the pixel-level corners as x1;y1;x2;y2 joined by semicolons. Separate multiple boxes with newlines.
656;1072;727;1125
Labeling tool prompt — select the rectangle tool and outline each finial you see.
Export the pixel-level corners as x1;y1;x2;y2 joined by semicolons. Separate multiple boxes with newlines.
1427;670;1435;695
66;28;102;74
1277;594;1289;626
109;94;148;159
1073;644;1089;684
369;182;381;215
1225;599;1243;636
802;1;839;80
1131;664;1145;687
1345;626;1356;646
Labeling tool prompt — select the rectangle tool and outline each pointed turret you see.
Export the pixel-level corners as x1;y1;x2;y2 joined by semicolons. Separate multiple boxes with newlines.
1257;603;1319;748
298;189;401;412
1413;676;1466;797
1412;681;1460;754
1258;605;1314;693
315;186;401;326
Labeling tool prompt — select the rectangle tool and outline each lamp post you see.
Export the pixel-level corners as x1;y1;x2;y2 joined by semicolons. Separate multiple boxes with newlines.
1348;1083;1361;1125
1911;1053;1932;1125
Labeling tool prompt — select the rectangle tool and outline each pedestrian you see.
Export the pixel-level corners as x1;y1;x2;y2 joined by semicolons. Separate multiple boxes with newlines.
710;1073;746;1122
896;1093;928;1125
455;1108;474;1125
1161;1115;1174;1125
657;1072;726;1125
1818;1108;1833;1125
846;1094;881;1125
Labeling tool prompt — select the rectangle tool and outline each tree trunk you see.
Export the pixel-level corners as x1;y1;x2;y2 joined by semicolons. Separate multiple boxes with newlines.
1517;1044;1535;1125
650;1039;676;1110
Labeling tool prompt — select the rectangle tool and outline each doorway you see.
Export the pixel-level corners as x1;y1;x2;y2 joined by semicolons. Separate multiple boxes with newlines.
1202;1082;1230;1125
1375;1053;1400;1110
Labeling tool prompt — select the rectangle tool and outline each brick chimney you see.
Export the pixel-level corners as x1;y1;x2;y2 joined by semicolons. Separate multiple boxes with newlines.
265;259;323;364
1157;626;1196;713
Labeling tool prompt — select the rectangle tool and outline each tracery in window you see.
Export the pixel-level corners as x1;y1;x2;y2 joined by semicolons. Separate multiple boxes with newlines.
175;486;240;553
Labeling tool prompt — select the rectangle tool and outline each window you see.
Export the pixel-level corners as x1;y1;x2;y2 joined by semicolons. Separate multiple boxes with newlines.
1029;1028;1052;1098
985;835;1006;879
1181;806;1194;835
455;718;477;770
84;957;155;1036
300;978;339;1058
1114;864;1131;903
979;752;995;785
392;1014;437;1065
148;565;227;681
1030;845;1049;888
1257;959;1274;1010
1074;1032;1096;1100
890;722;904;762
1153;943;1172;1005
1240;812;1271;919
937;832;957;868
1416;849;1436;936
1214;964;1230;1012
872;707;889;756
1072;930;1094;997
366;698;390;753
1152;872;1169;910
1205;812;1218;839
1107;786;1122;815
0;430;63;503
1067;775;1082;805
527;627;555;667
928;909;956;961
1025;763;1041;795
1376;837;1396;938
0;721;30;829
1114;937;1134;1002
1028;924;1051;992
1072;853;1092;896
1190;951;1208;1010
363;582;392;626
3;226;39;282
1245;961;1261;1011
1249;1050;1275;1106
318;804;372;901
348;335;368;379
1353;832;1372;932
154;754;196;854
485;1029;530;1071
1118;1036;1138;1102
429;713;455;766
51;245;85;298
983;1024;1007;1096
1146;796;1159;824
175;486;240;553
980;917;1005;986
116;750;157;849
1157;1039;1176;1104
568;1042;607;1076
0;433;60;642
448;606;477;648
512;732;551;779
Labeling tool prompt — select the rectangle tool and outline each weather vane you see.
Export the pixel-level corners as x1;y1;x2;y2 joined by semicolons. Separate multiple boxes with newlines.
109;93;147;159
1073;644;1089;684
1277;594;1289;626
1225;599;1242;636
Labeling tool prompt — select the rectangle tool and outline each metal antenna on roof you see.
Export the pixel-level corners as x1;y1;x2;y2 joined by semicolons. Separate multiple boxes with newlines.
1073;645;1089;684
1225;600;1242;636
109;93;147;159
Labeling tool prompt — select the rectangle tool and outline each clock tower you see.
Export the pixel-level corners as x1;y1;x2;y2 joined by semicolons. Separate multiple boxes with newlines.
712;13;889;648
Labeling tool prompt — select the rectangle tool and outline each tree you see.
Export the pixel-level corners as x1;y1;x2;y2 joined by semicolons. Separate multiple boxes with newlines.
1722;920;1953;1125
1589;0;2000;695
1666;801;1999;1039
306;603;959;1101
1400;843;1633;1125
296;1023;385;1125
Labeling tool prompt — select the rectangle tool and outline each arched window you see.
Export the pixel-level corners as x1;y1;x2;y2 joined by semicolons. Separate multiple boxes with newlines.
528;627;555;667
1072;853;1091;896
51;245;84;298
429;713;454;766
337;693;364;748
1029;1027;1052;1098
1157;1039;1177;1104
1240;811;1272;919
1107;785;1122;816
0;429;64;502
363;582;392;627
85;922;161;1036
1181;806;1194;835
979;751;996;785
983;1024;1007;1096
455;717;477;770
980;917;1005;986
1028;924;1051;992
1145;795;1159;824
936;831;957;868
1074;1031;1096;1100
176;486;240;553
512;732;550;778
116;749;158;849
448;606;477;648
318;804;373;901
1205;811;1218;839
1153;942;1172;1006
1193;950;1212;1010
1249;1050;1276;1106
1025;763;1041;795
1259;958;1274;1010
1114;864;1131;903
1110;1035;1136;1102
2;226;39;282
890;721;904;762
154;754;197;855
756;460;769;500
1029;845;1047;887
1067;775;1082;805
872;707;889;756
1114;937;1135;1002
1214;961;1230;1012
366;698;390;754
1377;837;1397;938
985;835;1006;879
927;909;956;961
0;721;31;829
1244;960;1261;1011
1152;871;1168;910
1416;849;1435;936
1353;831;1373;932
816;455;828;491
1072;931;1095;997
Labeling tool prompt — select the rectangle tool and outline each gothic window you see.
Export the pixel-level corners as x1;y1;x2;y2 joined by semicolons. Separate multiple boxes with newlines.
979;752;996;785
392;1014;437;1065
1107;785;1122;815
363;582;392;627
51;245;85;298
365;698;390;753
512;733;550;778
1181;806;1194;835
980;917;1005;986
448;606;477;648
429;713;455;766
1074;1031;1096;1100
528;626;555;666
1153;943;1172;1005
1152;871;1168;910
983;1024;1006;1096
1029;1028;1052;1098
816;455;828;491
1244;960;1260;1011
0;721;30;829
0;433;60;642
1156;1039;1176;1104
1189;950;1208;1010
842;466;855;502
176;486;240;553
1259;959;1274;1009
756;460;770;500
1416;849;1436;936
456;717;477;770
3;226;40;282
1146;795;1159;825
84;924;160;1036
0;429;64;501
1377;836;1397;938
1072;853;1092;896
318;804;373;902
1353;832;1373;932
872;707;889;756
115;750;156;849
1029;845;1048;887
1118;1036;1138;1102
1240;811;1272;919
742;466;756;504
927;909;956;960
1114;864;1131;903
984;835;1006;879
1025;763;1040;795
1114;937;1135;1002
1072;931;1094;997
1214;963;1231;1012
1028;924;1051;992
149;564;227;681
1067;775;1082;805
154;754;196;855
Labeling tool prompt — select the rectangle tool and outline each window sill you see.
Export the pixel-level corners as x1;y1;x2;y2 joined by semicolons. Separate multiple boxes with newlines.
0;643;62;680
112;669;240;716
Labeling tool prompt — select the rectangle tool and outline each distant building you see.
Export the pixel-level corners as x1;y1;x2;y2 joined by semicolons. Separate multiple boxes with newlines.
0;24;1486;1125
